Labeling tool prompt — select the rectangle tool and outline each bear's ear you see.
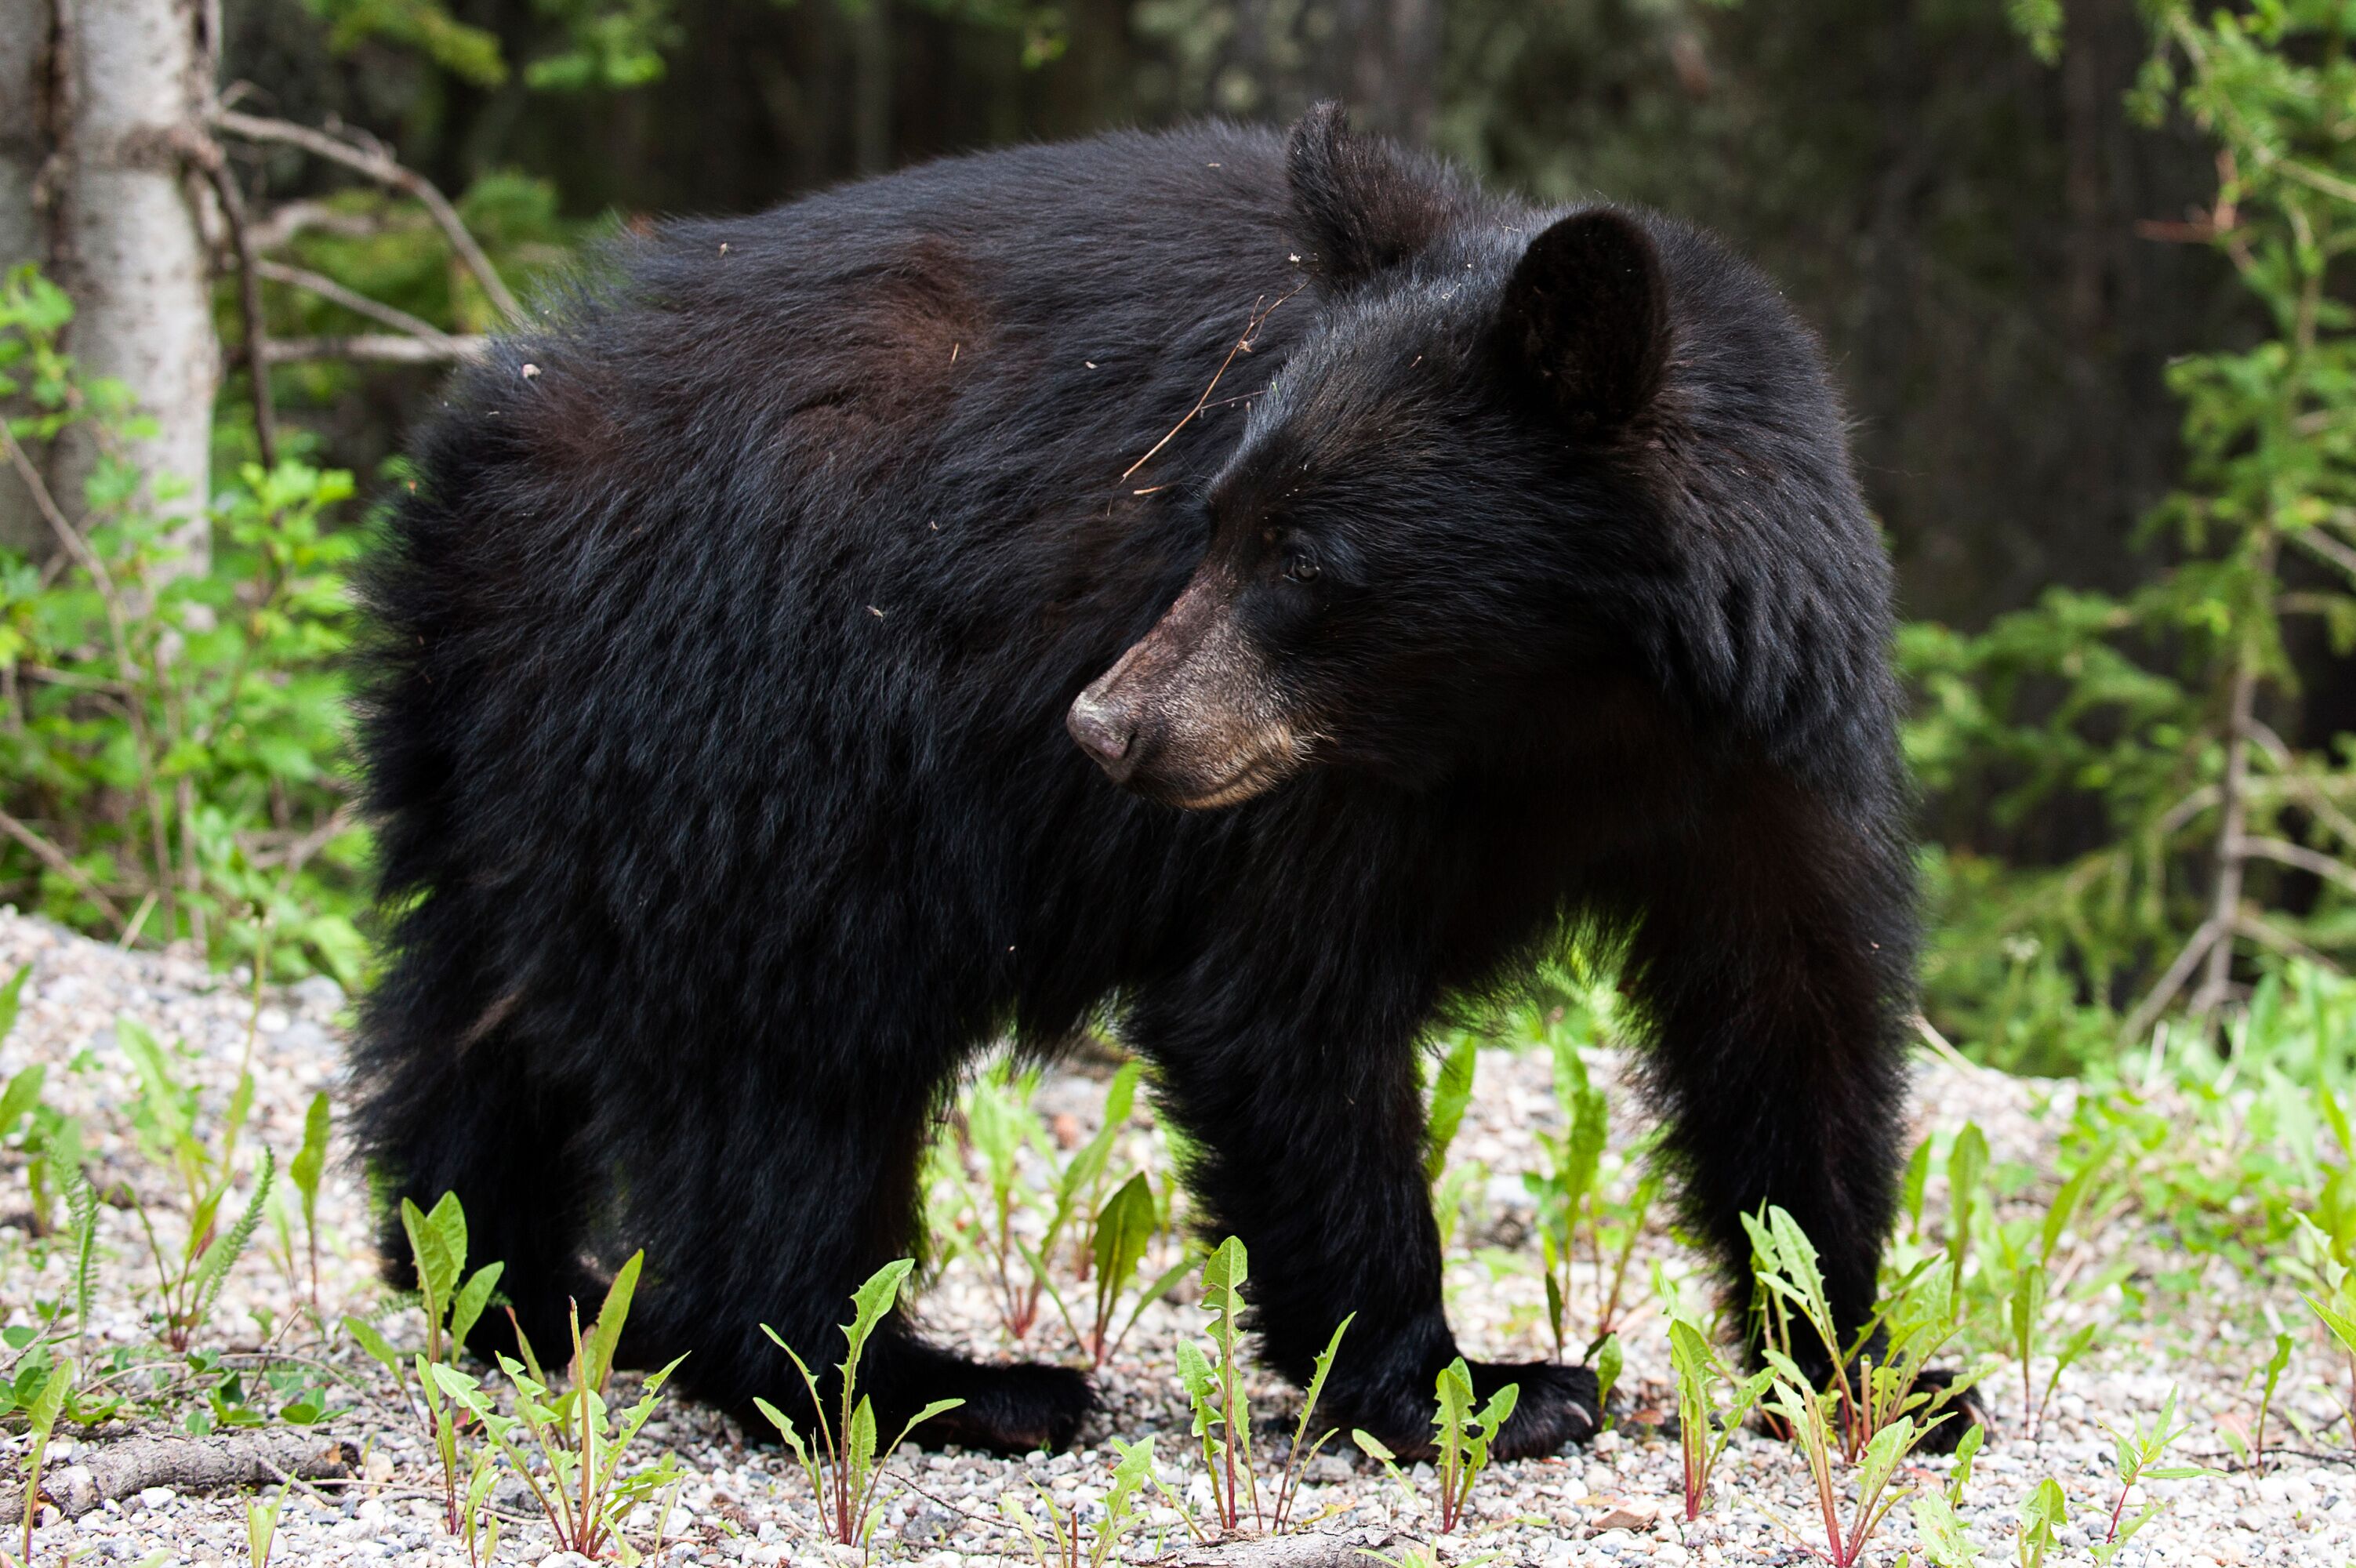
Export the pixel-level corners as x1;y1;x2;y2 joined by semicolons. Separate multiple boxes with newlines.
1287;102;1457;289
1498;209;1671;430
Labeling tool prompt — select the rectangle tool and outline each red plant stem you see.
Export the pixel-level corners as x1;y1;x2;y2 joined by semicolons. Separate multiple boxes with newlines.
2107;1483;2131;1544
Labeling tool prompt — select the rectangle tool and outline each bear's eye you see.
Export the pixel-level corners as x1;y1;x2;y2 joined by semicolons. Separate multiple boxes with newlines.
1284;551;1319;584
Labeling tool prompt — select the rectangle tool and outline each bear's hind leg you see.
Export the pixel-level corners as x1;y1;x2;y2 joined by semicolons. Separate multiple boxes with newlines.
350;979;599;1362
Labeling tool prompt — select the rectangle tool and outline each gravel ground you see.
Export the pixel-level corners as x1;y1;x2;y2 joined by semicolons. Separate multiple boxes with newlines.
0;908;2347;1566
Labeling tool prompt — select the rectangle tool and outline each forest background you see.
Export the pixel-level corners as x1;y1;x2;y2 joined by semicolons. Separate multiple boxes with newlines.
3;0;2351;1075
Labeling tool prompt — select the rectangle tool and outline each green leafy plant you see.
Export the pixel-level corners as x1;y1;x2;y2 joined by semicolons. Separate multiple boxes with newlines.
1270;1314;1352;1534
1423;1032;1478;1183
2090;1388;2212;1563
287;1091;332;1317
1174;1235;1257;1532
1000;1435;1161;1568
116;1015;277;1352
753;1258;961;1549
342;1191;503;1533
2016;1477;2065;1568
1077;1169;1190;1367
1908;0;2356;1055
1747;1205;1966;1461
1667;1313;1773;1522
1526;1033;1609;1360
13;1352;70;1563
1762;1358;1935;1568
0;267;368;982
937;1060;1147;1346
2223;1330;2292;1473
1429;1356;1516;1534
432;1251;686;1563
245;1490;283;1568
1908;1489;1978;1568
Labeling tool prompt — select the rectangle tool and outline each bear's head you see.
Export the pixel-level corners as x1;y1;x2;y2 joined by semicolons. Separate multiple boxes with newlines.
1068;103;1865;809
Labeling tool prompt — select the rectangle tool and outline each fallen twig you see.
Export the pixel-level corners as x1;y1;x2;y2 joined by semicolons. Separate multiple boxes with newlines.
1;1431;357;1525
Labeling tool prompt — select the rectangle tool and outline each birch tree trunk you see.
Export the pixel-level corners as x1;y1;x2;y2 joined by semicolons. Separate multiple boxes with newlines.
0;0;56;553
0;0;216;568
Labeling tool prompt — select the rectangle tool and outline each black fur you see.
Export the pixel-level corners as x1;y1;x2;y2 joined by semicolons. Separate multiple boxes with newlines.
353;106;1921;1460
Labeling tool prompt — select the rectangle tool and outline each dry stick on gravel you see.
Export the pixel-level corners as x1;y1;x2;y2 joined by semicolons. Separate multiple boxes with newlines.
1150;1532;1406;1568
0;1432;358;1525
211;110;525;325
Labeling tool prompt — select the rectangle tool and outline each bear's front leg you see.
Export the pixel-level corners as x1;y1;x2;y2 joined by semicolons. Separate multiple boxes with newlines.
1131;991;1599;1460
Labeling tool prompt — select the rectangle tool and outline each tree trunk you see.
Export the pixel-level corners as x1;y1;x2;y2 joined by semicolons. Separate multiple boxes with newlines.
0;0;57;553
0;0;215;568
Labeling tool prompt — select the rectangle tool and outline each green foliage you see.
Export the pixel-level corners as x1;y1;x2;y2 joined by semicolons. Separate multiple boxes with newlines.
1422;1031;1477;1184
1271;1313;1352;1534
396;1190;506;1367
2089;1388;2213;1561
1000;1434;1163;1568
434;1252;689;1563
0;269;367;983
932;1058;1156;1348
2016;1475;2066;1568
1175;1234;1257;1532
1666;1312;1772;1523
115;1014;278;1352
1429;1357;1516;1534
1907;0;2356;1061
754;1259;961;1548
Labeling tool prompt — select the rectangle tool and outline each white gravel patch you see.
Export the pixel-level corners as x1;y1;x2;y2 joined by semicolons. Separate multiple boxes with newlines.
0;908;2345;1565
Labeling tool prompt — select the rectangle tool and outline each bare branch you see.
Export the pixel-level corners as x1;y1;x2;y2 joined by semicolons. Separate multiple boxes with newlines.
2239;835;2356;894
0;808;124;927
2234;912;2346;974
245;199;384;252
262;333;488;366
252;260;456;346
2117;915;2225;1051
2289;524;2356;585
194;147;278;469
212;110;523;323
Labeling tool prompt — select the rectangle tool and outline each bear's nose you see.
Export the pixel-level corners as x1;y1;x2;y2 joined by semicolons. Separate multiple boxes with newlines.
1065;693;1136;782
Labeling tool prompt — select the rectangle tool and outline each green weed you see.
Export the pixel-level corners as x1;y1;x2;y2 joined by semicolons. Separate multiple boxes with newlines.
1666;1312;1772;1522
1429;1356;1516;1534
1174;1234;1256;1532
1000;1435;1160;1568
434;1251;686;1563
753;1258;961;1550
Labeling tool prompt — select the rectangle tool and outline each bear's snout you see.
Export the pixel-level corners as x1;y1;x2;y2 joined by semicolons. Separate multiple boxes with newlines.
1065;690;1137;782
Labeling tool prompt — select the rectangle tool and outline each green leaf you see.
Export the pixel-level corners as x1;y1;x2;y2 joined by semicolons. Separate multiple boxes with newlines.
1593;1332;1623;1417
844;1258;914;1372
289;1092;330;1221
343;1314;400;1374
583;1251;641;1392
0;964;30;1043
0;1062;44;1136
450;1261;505;1354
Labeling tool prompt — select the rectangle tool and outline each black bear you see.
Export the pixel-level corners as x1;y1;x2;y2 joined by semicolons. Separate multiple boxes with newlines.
354;104;1921;1459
